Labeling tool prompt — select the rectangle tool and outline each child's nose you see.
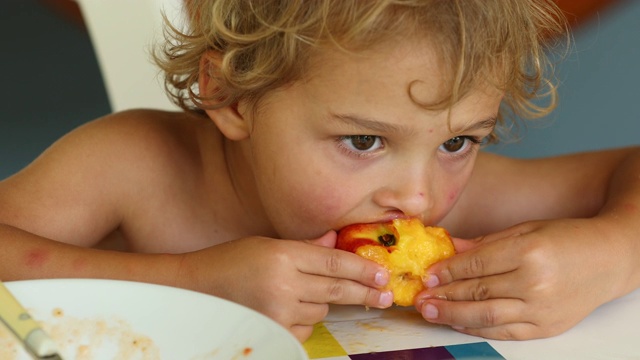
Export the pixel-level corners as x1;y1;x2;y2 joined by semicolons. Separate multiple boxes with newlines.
372;173;433;217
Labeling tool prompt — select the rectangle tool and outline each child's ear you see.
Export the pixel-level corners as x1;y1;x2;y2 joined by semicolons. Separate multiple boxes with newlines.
198;51;250;141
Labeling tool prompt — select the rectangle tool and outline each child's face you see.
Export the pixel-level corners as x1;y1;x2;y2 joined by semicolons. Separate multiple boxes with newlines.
240;39;502;240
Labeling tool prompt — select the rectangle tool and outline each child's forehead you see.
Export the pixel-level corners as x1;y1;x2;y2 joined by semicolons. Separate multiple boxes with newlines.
303;38;464;107
282;38;502;124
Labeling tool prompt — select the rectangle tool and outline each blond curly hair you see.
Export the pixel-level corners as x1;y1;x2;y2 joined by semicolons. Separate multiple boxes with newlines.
154;0;568;142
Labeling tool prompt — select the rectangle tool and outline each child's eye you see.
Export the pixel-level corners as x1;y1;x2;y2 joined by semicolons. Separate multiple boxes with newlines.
340;135;384;152
439;136;481;154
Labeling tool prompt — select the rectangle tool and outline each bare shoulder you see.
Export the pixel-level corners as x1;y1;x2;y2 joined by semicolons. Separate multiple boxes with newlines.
441;148;635;238
79;109;215;180
26;109;215;189
0;109;219;247
82;109;212;158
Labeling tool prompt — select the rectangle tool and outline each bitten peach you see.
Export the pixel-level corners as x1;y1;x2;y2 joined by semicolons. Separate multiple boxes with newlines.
336;218;455;306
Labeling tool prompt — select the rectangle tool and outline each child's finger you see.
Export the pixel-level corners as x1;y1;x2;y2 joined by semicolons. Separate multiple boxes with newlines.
298;274;393;308
297;244;390;289
450;237;480;253
290;324;315;343
426;235;522;286
418;298;532;339
417;270;525;304
304;230;338;248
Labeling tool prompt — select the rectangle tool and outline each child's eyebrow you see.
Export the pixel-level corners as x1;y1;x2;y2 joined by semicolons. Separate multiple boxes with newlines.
330;113;414;135
454;117;498;133
329;112;497;135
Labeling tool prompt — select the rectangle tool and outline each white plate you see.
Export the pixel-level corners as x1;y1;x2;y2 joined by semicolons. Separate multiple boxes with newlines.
0;279;308;360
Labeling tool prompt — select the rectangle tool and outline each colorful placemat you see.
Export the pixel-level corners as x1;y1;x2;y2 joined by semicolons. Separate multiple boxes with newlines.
349;342;506;359
303;322;348;358
303;322;506;360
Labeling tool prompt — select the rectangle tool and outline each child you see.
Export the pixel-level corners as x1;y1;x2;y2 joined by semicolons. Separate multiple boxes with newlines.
1;0;639;343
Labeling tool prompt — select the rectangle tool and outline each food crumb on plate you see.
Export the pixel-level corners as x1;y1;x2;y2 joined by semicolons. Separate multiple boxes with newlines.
0;307;161;360
52;308;64;317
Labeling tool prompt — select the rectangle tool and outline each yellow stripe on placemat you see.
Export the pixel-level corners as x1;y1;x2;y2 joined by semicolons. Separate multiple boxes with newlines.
303;322;347;359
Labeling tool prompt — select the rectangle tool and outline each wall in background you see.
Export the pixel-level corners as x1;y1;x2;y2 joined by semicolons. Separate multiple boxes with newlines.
0;0;638;180
0;0;110;180
487;0;640;157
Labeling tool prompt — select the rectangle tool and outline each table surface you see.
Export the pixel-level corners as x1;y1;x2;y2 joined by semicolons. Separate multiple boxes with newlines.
303;288;640;360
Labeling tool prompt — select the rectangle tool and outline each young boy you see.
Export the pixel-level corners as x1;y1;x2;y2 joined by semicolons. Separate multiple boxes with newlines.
1;0;639;343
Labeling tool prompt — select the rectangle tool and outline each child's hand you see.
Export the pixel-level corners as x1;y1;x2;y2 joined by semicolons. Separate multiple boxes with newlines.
414;218;625;340
177;231;392;342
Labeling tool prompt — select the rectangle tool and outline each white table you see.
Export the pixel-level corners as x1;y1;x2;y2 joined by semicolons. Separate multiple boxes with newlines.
304;288;640;359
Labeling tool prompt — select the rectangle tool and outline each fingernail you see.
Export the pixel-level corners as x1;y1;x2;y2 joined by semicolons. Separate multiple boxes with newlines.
422;303;438;319
375;269;389;286
379;291;393;307
425;274;439;288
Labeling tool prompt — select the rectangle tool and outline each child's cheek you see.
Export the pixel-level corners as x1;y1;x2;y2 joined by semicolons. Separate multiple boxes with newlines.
294;185;355;226
308;188;348;218
441;185;463;214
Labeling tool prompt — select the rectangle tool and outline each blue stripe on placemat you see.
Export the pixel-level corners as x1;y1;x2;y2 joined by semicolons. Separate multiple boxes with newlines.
445;342;506;359
348;342;505;360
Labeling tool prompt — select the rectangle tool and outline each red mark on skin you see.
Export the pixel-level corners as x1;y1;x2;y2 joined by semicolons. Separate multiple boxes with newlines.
622;203;638;214
24;249;50;268
418;192;424;197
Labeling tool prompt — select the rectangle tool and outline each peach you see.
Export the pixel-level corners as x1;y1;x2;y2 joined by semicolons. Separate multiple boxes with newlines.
336;218;455;306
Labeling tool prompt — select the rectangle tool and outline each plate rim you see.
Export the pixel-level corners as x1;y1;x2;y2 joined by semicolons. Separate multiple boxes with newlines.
4;278;309;359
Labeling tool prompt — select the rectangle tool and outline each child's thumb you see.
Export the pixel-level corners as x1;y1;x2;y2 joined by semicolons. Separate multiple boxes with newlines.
305;230;338;248
451;236;481;253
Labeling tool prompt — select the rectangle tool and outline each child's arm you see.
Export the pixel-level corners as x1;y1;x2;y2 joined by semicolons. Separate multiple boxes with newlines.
0;223;184;283
0;111;391;342
0;112;198;287
417;146;640;340
0;223;391;341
